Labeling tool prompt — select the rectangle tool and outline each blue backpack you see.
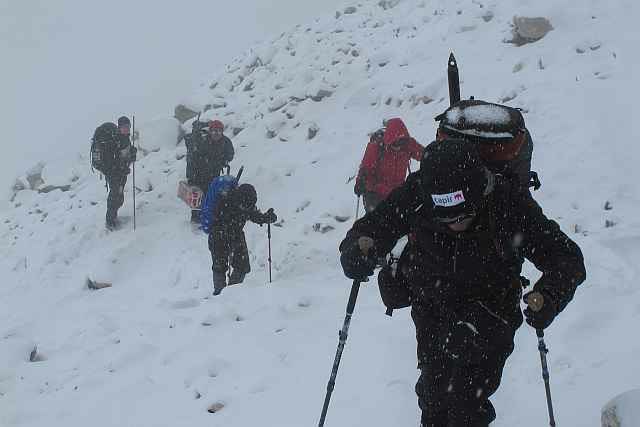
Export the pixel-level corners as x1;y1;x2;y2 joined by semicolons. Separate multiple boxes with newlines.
199;175;238;233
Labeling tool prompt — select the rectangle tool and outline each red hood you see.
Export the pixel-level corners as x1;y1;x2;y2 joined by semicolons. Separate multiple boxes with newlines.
383;118;410;145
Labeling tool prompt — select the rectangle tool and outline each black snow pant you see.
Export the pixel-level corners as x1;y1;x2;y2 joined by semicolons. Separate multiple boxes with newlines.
106;173;128;224
363;191;384;213
412;296;522;427
208;227;251;292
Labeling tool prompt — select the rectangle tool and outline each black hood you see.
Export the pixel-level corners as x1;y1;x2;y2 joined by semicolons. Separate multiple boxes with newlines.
420;139;493;218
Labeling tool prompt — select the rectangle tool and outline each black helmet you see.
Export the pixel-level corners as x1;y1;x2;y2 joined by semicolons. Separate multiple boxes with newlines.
232;184;257;210
420;139;494;220
117;116;131;127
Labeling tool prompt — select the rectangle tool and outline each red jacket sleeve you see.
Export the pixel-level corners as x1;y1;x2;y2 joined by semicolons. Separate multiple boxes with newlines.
356;142;380;188
406;138;425;161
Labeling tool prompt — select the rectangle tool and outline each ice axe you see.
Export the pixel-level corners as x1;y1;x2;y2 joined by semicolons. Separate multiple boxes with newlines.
235;165;244;182
448;52;461;106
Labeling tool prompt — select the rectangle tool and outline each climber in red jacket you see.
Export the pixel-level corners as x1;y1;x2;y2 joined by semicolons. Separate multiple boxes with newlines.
354;118;425;212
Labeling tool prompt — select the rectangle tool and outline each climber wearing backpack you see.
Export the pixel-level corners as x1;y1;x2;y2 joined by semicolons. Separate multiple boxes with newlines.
185;119;235;223
339;139;585;426
91;116;137;230
354;118;424;213
200;177;277;295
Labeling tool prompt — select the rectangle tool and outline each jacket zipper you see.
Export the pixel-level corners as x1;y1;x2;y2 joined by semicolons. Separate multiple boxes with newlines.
453;238;459;273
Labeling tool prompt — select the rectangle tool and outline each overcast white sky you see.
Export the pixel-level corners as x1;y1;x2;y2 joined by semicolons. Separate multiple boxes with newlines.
0;0;348;196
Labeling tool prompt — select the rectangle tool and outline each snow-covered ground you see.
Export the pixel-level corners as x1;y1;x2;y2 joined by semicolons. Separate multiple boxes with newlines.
2;0;640;426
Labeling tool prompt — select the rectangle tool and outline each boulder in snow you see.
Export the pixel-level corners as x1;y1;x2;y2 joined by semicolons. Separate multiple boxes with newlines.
378;0;401;10
307;122;319;140
29;345;46;362
602;389;640;426
87;278;113;290
174;104;199;124
510;16;553;46
310;89;333;102
38;185;71;194
25;162;46;190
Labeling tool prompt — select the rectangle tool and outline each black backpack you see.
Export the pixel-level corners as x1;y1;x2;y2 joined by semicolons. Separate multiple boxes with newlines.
435;99;540;191
91;122;118;172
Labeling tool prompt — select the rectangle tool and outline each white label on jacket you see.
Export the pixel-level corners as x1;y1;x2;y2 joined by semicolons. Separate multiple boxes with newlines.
431;190;465;207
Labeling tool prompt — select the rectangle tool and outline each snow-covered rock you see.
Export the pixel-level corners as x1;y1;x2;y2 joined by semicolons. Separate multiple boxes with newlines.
510;16;553;46
602;390;640;427
174;104;199;124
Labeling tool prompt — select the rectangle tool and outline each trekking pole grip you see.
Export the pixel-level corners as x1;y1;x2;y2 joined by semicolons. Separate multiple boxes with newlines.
527;291;545;313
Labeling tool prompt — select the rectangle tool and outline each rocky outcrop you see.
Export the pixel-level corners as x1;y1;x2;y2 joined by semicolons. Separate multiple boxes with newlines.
510;16;553;46
174;104;199;124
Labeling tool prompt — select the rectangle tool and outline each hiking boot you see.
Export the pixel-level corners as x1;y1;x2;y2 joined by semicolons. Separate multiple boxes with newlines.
106;217;119;230
228;271;246;286
106;209;119;230
212;272;227;295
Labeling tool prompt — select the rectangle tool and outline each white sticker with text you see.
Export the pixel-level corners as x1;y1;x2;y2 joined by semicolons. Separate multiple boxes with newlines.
431;190;465;207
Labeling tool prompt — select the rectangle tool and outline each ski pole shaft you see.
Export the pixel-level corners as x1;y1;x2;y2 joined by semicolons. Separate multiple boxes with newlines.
132;115;136;231
318;280;361;427
536;329;556;426
267;223;272;283
355;196;361;222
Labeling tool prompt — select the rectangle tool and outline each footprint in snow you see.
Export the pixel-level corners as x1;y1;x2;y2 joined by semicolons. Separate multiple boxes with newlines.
207;358;231;379
171;298;200;309
249;383;269;394
297;299;312;308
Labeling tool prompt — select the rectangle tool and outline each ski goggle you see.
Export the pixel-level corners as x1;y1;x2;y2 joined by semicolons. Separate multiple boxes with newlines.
435;212;476;225
477;130;526;162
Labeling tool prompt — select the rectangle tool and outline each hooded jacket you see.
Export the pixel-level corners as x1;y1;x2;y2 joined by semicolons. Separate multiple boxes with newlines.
355;118;424;198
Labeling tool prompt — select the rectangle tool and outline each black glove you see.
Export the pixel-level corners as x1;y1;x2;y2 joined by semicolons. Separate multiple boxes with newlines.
129;146;137;162
523;290;558;330
340;236;377;280
263;208;277;224
354;179;365;196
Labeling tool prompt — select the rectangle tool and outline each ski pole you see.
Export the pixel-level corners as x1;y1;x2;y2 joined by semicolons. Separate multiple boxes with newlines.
527;292;557;427
318;279;361;427
132;115;136;231
355;196;361;222
536;329;556;426
267;223;272;283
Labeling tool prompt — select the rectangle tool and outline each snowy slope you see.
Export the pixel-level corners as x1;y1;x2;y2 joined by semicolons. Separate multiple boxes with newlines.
2;0;640;426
